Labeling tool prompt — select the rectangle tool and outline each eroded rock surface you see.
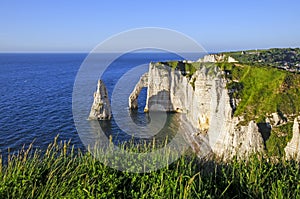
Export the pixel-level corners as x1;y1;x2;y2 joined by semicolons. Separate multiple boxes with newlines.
137;62;265;159
88;80;112;120
285;117;300;160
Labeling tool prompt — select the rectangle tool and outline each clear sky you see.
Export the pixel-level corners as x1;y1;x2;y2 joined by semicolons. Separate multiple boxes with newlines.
0;0;299;52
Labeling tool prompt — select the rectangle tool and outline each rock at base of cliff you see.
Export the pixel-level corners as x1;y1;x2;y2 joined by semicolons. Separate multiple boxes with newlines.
212;120;265;160
271;112;287;126
284;117;300;160
88;80;112;120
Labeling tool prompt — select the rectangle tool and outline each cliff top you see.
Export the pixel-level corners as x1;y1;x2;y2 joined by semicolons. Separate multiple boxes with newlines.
153;48;300;124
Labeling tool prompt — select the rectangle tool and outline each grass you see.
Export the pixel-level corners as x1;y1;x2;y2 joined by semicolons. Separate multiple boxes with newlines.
155;61;220;91
156;61;201;78
220;62;300;160
219;63;300;122
219;63;300;155
266;122;294;157
0;137;299;198
223;48;300;70
232;65;286;118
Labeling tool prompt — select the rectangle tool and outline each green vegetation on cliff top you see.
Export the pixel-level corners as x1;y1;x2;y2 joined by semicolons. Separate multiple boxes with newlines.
224;48;300;70
221;62;300;121
157;61;201;78
156;61;217;90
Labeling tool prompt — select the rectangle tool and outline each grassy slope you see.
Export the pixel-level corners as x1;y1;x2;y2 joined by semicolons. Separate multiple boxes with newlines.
222;48;300;118
218;61;300;156
231;65;290;119
219;62;300;119
266;122;294;157
0;139;299;198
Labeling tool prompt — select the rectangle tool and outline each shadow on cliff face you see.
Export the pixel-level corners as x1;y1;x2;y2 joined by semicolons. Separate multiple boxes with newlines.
146;90;174;112
257;123;271;148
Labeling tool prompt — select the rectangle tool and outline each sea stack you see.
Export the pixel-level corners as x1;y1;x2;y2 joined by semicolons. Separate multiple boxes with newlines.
88;80;112;120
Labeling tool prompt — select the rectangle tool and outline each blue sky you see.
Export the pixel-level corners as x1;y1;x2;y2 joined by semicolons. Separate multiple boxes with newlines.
0;0;299;52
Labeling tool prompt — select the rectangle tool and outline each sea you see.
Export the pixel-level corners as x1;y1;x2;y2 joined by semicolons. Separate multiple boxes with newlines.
0;52;201;158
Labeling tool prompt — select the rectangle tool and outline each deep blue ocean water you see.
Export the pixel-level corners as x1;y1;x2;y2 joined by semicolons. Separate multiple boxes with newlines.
0;52;201;157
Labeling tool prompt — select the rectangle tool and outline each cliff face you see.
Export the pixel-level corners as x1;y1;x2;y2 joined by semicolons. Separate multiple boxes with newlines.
197;54;237;63
285;117;300;160
141;62;264;159
88;80;112;120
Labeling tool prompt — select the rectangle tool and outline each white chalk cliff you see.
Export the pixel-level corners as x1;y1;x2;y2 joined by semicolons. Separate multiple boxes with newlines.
88;80;112;120
285;117;300;160
197;54;237;63
130;61;265;159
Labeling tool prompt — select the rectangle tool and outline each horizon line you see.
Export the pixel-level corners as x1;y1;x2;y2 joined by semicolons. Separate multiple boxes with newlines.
0;46;299;54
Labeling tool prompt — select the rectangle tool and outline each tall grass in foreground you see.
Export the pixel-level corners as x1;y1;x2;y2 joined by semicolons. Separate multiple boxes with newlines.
0;137;299;199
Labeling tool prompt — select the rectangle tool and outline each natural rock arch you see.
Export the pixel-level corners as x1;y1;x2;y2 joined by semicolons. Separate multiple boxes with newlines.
128;72;148;110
